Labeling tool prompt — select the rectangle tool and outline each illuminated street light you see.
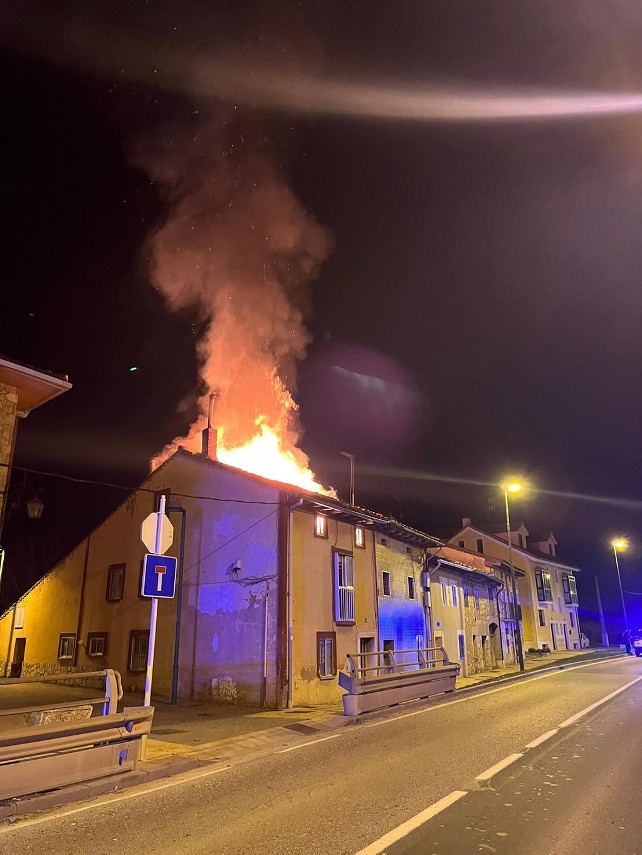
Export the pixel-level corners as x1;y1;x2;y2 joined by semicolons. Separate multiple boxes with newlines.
501;479;525;671
610;538;629;632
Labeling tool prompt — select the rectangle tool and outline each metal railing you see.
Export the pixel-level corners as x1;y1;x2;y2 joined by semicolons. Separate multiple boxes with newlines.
345;646;451;680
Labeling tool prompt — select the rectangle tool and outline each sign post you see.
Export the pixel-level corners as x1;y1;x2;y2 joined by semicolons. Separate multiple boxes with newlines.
140;495;174;709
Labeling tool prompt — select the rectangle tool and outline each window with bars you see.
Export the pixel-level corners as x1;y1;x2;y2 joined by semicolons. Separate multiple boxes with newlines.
334;552;355;624
535;568;553;602
317;632;336;678
129;630;149;671
106;564;125;602
562;574;579;605
57;633;76;661
382;571;391;597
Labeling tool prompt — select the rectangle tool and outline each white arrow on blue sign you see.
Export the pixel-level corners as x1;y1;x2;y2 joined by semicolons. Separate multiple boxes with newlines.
141;554;178;599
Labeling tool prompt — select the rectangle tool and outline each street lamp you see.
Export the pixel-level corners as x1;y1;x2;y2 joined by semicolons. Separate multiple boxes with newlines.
501;480;525;672
610;538;629;633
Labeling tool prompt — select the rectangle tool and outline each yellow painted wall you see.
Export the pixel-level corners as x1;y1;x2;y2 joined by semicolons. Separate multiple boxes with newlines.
290;511;377;706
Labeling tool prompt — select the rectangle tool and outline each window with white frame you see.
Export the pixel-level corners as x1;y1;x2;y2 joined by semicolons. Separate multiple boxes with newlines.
317;632;336;678
57;633;76;660
407;576;416;599
314;514;328;538
451;585;458;608
535;568;553;602
129;631;149;671
334;552;355;623
87;632;108;657
441;581;448;606
562;574;579;606
354;526;365;548
382;571;391;596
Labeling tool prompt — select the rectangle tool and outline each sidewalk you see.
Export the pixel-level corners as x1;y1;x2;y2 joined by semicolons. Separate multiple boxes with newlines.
0;647;625;818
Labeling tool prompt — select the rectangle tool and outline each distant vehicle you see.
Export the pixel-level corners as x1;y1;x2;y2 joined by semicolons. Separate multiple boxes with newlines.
633;631;642;657
580;632;590;649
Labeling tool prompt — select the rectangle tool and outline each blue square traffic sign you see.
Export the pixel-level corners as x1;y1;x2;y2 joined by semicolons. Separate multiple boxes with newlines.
141;554;177;599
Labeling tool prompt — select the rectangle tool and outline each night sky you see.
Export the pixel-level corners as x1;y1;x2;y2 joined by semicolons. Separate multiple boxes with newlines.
1;2;641;631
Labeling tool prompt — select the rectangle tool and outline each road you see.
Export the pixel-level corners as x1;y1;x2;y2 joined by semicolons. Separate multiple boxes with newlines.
1;656;640;855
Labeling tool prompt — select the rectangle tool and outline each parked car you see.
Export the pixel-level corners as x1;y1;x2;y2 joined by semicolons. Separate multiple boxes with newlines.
580;632;590;649
633;631;642;657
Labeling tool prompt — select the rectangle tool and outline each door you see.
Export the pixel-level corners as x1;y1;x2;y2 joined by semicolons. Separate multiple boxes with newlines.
359;636;376;678
10;637;26;678
562;623;569;649
551;623;557;650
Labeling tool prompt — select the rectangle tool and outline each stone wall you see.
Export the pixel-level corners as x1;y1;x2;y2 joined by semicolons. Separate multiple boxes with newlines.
0;381;18;525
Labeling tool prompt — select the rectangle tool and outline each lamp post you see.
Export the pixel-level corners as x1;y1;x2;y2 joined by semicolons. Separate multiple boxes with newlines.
501;481;525;672
339;451;355;506
611;538;629;633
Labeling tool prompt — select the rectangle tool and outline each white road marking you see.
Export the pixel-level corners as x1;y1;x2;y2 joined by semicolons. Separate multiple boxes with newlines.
475;753;524;782
354;790;468;855
557;675;642;728
525;729;558;749
277;732;342;753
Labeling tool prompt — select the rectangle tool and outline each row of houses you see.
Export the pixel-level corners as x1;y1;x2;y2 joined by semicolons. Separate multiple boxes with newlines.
0;430;583;709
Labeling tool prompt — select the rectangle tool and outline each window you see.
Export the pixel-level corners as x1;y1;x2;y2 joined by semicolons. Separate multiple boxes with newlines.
535;568;553;602
406;547;411;555
380;538;388;547
476;539;484;553
451;585;458;608
538;609;546;627
458;634;465;659
334;552;355;624
463;586;469;608
473;588;480;611
314;514;328;538
441;581;448;606
106;563;125;602
57;633;76;661
15;606;25;630
382;571;391;596
87;632;108;657
562;574;579;606
317;632;336;678
569;611;576;628
407;576;416;599
354;526;365;548
129;630;149;671
519;534;526;549
458;540;465;548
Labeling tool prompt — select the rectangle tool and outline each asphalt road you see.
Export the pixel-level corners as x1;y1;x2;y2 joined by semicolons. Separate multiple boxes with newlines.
2;656;639;855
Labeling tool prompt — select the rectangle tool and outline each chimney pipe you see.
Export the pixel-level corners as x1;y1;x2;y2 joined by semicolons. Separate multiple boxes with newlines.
202;392;219;460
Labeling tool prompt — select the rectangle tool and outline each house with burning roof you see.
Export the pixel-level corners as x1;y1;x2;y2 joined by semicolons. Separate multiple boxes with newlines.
444;518;582;652
0;443;451;709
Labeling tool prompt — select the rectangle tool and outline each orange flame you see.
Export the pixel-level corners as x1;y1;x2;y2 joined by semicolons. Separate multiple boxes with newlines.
217;418;331;494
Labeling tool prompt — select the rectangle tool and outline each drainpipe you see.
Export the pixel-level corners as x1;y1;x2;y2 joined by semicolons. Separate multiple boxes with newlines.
286;497;303;709
168;504;186;705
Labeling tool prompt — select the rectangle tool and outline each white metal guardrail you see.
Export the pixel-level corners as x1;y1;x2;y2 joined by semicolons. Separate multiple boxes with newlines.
338;647;461;716
0;670;154;800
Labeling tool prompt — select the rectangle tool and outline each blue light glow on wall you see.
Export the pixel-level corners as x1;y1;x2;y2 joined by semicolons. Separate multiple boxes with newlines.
378;597;425;661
